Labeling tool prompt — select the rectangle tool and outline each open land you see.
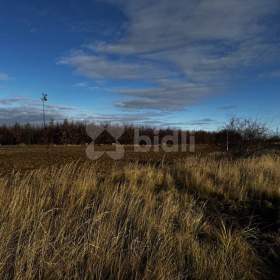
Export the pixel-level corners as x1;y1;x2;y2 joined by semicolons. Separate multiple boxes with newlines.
0;145;279;279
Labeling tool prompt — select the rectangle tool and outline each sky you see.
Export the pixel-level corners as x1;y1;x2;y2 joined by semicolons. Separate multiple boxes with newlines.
0;0;280;130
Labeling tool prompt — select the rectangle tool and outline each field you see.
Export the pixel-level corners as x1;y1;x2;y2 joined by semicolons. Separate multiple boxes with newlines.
0;145;215;175
0;145;279;279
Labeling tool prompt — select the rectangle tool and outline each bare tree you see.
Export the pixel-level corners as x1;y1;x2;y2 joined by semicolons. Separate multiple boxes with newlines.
223;117;268;155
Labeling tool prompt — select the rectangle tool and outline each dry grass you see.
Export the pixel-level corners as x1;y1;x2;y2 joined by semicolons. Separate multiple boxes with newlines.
0;154;279;279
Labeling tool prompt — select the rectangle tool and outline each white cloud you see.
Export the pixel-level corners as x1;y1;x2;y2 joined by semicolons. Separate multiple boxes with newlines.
59;50;172;81
60;0;280;111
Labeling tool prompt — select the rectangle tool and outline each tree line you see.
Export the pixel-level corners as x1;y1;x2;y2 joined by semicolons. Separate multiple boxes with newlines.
0;118;279;152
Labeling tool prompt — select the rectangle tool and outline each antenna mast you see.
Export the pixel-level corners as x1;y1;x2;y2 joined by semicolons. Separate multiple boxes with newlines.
41;93;48;128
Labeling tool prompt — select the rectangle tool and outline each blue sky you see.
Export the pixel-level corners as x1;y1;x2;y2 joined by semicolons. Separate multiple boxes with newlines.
0;0;280;130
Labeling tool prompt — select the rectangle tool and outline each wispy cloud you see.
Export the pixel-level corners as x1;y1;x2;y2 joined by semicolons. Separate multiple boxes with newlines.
59;0;280;112
59;50;171;81
0;96;168;126
79;112;212;128
0;97;28;105
0;96;76;125
73;82;89;88
217;105;237;111
115;80;222;111
73;81;103;91
0;107;66;125
185;118;217;126
259;70;280;79
0;72;10;81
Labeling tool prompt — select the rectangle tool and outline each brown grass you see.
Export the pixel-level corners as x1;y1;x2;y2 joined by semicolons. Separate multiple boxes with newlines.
0;153;279;279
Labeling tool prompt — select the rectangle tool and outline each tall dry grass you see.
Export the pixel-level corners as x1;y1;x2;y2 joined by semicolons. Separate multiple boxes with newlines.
0;155;279;279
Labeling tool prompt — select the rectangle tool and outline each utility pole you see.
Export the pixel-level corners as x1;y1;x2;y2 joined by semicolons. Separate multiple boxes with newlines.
41;93;48;128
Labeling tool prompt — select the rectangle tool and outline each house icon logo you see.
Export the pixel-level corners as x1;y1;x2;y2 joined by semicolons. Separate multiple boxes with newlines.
86;124;125;160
